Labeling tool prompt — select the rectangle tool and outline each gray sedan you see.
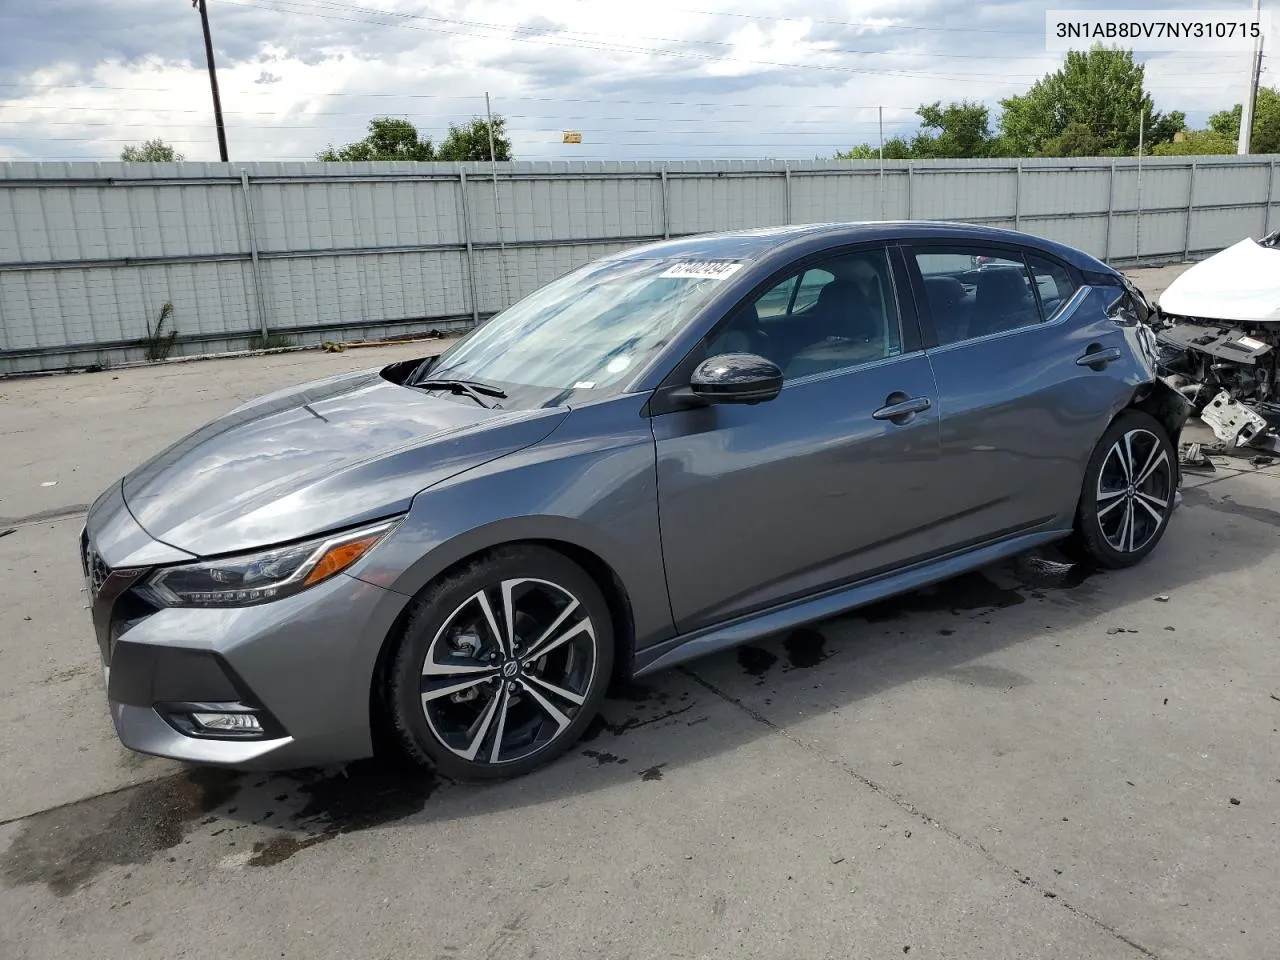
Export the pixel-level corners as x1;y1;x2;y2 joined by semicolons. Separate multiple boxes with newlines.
81;221;1189;780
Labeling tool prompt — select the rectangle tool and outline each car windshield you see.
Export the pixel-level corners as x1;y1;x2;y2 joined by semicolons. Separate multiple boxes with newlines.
425;256;743;393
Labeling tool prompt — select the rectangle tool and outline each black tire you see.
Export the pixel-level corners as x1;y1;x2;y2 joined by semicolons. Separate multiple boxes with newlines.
1065;409;1177;570
388;545;614;781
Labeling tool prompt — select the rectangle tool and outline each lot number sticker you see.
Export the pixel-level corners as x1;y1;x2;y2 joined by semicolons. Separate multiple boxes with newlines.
659;261;744;281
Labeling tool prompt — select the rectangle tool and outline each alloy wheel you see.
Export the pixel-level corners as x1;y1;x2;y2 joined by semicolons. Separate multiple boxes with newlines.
1095;427;1173;554
419;578;597;766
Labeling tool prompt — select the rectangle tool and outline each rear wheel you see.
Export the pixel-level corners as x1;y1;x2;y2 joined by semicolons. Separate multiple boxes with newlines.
1066;410;1177;569
388;546;614;781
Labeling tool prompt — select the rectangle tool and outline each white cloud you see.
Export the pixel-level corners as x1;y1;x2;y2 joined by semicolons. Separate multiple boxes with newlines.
0;0;1267;162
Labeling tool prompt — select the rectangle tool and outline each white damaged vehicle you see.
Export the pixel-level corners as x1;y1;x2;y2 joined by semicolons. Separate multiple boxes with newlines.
1155;234;1280;451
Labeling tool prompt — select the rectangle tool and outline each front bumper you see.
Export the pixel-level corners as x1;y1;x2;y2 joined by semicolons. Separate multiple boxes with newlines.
83;491;410;770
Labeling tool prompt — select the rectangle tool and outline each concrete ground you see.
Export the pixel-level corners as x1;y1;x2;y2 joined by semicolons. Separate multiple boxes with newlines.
3;263;1279;960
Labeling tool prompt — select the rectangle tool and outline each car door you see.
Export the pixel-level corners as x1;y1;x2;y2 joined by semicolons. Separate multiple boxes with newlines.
904;241;1128;542
649;244;947;635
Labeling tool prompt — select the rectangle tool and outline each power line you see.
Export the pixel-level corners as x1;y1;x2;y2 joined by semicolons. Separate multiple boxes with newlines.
211;0;1092;84
241;0;1238;64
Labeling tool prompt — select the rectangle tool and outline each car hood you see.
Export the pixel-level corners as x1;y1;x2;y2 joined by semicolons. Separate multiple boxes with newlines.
1158;237;1280;324
122;366;568;556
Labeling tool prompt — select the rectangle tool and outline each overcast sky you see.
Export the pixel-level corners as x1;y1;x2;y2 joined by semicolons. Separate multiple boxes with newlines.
0;0;1267;162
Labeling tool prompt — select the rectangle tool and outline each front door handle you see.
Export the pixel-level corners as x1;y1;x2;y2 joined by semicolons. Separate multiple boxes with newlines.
1076;345;1122;370
873;393;932;425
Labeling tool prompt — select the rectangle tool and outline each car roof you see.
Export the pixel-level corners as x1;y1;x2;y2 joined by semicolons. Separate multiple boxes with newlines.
613;220;1112;275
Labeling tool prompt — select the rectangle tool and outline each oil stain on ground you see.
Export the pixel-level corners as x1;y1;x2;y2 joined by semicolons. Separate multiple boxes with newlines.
2;757;441;889
857;571;1027;622
783;628;830;668
579;703;696;741
1182;486;1280;528
731;555;1098;682
247;758;439;867
1;768;239;896
737;645;778;679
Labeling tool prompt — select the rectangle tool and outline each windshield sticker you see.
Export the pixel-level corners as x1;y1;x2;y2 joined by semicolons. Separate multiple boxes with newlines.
659;261;744;281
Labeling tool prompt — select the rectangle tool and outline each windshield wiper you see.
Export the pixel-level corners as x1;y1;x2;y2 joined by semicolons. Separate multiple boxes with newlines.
413;378;507;409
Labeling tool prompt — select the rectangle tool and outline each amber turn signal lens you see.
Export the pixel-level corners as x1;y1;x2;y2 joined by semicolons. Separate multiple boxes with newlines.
304;533;385;586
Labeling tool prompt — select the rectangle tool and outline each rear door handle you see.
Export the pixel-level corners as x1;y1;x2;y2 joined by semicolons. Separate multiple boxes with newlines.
873;394;932;424
1076;346;1122;369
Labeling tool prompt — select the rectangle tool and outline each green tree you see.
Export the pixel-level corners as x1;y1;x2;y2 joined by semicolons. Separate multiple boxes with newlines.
910;100;993;158
120;139;184;162
998;44;1183;156
316;117;435;161
435;116;513;161
1151;129;1237;156
835;136;911;160
1208;87;1280;153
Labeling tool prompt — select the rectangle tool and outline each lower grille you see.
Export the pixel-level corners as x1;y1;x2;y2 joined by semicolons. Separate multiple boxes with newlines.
81;531;111;600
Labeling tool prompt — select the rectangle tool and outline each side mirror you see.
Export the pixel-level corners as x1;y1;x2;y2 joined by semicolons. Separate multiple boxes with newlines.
688;353;783;404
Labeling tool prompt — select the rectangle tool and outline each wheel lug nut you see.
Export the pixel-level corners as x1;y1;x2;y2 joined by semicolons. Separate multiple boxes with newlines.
507;680;519;692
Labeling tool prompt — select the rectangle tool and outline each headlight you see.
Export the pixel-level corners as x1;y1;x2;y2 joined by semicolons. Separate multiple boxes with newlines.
137;518;400;608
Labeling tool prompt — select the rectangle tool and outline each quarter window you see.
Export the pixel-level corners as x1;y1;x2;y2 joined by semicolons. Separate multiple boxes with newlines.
1026;255;1078;319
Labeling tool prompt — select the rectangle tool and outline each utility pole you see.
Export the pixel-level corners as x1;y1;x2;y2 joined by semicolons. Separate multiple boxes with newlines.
878;105;885;219
194;0;229;162
485;92;510;310
1239;0;1264;155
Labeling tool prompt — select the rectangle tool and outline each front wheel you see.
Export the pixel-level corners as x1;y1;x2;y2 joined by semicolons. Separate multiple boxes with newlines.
388;545;614;781
1065;409;1177;569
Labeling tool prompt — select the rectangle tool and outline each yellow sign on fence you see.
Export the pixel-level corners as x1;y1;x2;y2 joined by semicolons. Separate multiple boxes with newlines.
562;130;583;144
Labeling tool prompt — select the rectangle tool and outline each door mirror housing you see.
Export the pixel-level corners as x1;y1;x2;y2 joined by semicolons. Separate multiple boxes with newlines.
688;353;783;404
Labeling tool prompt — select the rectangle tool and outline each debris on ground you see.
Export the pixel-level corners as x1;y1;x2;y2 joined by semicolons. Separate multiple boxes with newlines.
1179;442;1216;472
1230;797;1242;805
1155;595;1170;603
1198;391;1272;449
0;527;13;539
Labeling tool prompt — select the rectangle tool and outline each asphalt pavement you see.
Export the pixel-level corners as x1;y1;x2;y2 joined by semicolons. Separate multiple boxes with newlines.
3;263;1279;960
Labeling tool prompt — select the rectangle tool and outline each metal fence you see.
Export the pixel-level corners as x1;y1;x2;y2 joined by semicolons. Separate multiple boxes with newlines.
1;155;1277;375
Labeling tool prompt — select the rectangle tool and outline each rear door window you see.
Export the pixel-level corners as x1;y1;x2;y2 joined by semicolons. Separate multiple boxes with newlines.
911;247;1041;345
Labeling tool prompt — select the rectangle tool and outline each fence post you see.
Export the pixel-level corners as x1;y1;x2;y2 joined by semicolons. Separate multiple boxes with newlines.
458;169;480;326
784;161;793;225
1183;160;1197;261
1013;160;1023;231
1266;160;1276;236
660;166;670;239
907;162;914;218
1104;160;1116;262
239;169;269;345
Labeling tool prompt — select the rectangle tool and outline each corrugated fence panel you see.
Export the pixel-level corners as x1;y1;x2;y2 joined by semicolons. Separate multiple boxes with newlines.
667;173;786;235
3;156;1280;374
914;168;1018;221
259;250;469;331
1022;212;1108;255
1020;166;1110;217
1196;161;1269;208
1192;205;1269;252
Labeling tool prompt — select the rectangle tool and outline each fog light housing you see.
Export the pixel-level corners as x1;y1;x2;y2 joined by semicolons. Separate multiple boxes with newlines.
157;700;281;740
191;712;263;734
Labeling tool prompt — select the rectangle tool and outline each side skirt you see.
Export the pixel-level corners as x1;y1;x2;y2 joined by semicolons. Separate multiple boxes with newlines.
632;527;1073;677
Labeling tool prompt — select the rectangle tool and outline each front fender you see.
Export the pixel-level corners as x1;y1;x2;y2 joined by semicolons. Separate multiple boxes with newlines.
349;396;675;654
